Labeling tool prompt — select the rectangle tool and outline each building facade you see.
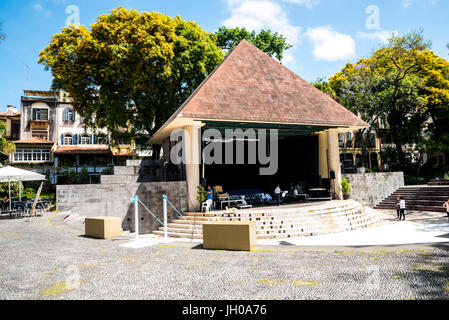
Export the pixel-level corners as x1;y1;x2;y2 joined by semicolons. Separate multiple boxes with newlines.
10;90;135;183
338;130;382;172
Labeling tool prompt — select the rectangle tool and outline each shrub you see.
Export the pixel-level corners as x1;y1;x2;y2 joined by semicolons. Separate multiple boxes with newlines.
341;177;351;197
197;186;207;204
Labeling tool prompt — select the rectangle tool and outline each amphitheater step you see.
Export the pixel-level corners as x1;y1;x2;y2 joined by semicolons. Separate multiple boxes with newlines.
152;200;382;240
375;185;449;212
153;230;203;239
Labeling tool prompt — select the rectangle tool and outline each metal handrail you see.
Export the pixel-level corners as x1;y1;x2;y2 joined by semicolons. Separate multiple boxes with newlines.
162;195;201;233
130;195;198;242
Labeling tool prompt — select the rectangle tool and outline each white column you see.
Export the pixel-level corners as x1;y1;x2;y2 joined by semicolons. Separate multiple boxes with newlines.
318;132;329;180
184;122;202;211
327;129;343;199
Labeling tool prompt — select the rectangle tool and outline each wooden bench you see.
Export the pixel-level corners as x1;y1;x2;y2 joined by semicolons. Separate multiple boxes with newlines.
202;221;256;251
85;217;123;239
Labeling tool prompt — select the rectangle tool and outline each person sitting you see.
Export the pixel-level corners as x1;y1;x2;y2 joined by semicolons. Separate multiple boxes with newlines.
275;185;282;206
1;195;10;211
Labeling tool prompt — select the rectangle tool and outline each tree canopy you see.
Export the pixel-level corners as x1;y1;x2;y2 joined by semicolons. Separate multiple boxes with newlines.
0;121;15;156
325;31;449;172
215;26;292;61
38;7;224;146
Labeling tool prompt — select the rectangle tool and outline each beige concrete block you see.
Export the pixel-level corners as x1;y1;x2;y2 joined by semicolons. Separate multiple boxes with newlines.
203;221;257;251
85;217;123;239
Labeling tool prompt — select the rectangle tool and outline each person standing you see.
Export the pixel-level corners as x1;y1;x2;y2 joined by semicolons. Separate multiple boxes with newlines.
206;186;214;211
396;195;402;221
399;197;406;221
443;198;449;221
275;185;282;206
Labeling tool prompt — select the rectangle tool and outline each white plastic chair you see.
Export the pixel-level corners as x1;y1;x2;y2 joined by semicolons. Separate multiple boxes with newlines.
202;199;213;213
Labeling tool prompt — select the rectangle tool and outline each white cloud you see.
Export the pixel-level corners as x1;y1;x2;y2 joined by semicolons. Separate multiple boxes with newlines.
402;0;438;8
402;0;414;8
222;0;302;45
305;26;356;62
281;0;319;9
33;3;52;16
33;3;43;10
357;30;398;44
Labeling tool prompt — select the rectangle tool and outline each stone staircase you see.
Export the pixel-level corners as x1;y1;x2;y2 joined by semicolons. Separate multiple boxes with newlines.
374;186;449;213
153;200;382;240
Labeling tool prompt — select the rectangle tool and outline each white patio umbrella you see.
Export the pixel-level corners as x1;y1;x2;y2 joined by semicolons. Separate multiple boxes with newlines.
0;166;46;212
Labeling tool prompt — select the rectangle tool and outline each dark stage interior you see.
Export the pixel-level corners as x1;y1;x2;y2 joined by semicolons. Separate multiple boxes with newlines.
203;134;320;194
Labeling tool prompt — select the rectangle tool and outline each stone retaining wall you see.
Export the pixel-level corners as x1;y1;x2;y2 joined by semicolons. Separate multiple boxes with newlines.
344;172;404;207
57;181;188;234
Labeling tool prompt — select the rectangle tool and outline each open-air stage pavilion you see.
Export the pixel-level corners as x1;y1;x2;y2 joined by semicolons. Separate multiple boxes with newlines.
148;40;379;239
150;40;368;207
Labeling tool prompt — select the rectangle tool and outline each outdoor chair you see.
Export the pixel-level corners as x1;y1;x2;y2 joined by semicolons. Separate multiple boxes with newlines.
202;199;213;213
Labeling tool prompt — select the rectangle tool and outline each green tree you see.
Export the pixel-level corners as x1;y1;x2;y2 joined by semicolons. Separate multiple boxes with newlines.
215;26;292;61
38;8;223;157
311;78;337;100
416;50;449;165
329;31;432;171
0;121;16;158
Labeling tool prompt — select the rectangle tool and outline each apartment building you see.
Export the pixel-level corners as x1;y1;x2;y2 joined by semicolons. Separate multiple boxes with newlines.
10;90;135;183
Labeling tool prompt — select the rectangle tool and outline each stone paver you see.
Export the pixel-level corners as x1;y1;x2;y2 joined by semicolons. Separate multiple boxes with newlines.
0;212;448;300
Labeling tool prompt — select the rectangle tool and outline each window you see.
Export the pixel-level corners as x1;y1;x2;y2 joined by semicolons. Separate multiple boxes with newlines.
367;133;376;148
98;136;108;145
64;134;73;145
116;137;131;145
32;131;48;140
338;134;345;148
63;108;75;122
13;149;50;163
345;133;353;148
81;135;90;145
32;108;49;121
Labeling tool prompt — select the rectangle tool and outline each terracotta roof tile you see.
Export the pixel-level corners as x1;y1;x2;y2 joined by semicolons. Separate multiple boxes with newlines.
157;40;368;134
14;137;54;144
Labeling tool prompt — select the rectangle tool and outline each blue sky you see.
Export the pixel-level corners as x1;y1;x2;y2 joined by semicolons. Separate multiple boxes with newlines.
0;0;448;111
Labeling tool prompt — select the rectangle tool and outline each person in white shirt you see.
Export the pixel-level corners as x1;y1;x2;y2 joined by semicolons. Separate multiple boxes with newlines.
399;197;406;221
275;185;281;206
443;199;449;221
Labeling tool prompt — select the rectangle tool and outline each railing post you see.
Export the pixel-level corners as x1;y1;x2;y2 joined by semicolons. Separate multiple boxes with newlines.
133;195;139;241
163;195;168;242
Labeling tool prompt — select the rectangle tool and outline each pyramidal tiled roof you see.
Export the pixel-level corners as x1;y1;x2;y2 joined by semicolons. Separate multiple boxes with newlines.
158;40;368;134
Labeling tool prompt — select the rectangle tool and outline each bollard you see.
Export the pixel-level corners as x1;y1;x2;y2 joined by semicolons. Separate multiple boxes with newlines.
163;195;168;242
134;195;139;241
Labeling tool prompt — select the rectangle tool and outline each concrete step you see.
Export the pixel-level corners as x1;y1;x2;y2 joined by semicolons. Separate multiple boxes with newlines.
182;216;216;222
184;212;219;218
153;230;203;239
375;205;446;212
379;200;447;206
172;219;212;225
157;226;202;234
113;166;140;175
384;195;449;201
167;223;204;229
101;175;139;184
